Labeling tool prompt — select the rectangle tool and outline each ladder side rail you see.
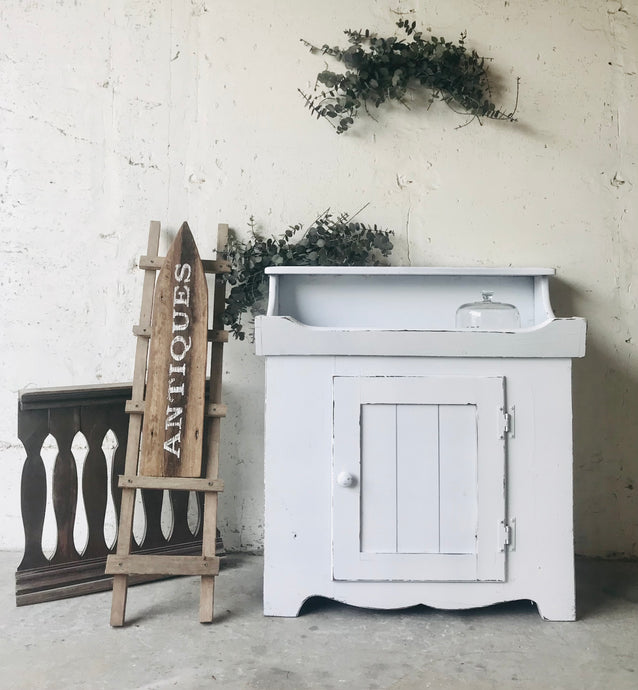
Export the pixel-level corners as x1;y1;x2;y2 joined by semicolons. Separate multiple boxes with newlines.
109;220;161;627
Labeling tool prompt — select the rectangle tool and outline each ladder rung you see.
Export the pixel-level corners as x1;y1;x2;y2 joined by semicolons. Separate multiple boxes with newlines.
125;399;144;414
202;258;232;274
105;554;220;576
134;327;228;342
125;401;227;417
118;475;224;492
138;255;164;270
133;325;151;338
139;256;232;274
205;403;227;418
133;326;228;342
208;329;229;343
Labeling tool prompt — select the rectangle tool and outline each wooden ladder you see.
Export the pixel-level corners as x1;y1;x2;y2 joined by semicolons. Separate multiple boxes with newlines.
106;221;230;626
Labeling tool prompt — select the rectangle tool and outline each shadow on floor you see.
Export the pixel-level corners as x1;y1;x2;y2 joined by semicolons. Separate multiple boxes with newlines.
576;556;638;618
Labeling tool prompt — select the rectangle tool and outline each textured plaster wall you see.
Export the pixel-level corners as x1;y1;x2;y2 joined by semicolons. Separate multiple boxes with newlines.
1;0;637;557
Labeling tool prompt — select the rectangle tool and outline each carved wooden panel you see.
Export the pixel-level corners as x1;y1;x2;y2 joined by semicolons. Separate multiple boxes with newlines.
16;383;223;606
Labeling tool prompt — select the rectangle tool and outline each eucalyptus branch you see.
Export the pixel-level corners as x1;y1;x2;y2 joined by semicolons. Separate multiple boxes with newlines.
221;210;394;340
300;20;518;133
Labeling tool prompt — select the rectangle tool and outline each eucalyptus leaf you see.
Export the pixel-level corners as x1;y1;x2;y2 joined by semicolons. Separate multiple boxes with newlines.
299;19;518;133
221;211;394;339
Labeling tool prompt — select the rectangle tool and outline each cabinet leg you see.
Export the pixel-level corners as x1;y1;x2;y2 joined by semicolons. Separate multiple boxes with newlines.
264;593;307;617
534;597;576;621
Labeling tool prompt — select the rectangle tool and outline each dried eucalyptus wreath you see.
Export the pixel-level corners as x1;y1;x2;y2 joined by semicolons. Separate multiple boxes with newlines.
300;19;518;133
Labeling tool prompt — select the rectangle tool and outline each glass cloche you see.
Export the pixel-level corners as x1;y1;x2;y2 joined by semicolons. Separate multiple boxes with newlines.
455;291;521;330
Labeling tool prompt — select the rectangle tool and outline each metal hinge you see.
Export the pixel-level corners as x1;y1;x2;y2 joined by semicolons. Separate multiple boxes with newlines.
498;519;516;552
499;406;515;439
503;413;511;433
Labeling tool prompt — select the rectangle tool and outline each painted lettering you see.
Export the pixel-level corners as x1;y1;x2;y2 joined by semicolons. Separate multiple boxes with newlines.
172;309;190;332
174;263;192;283
167;378;185;403
165;405;184;429
162;262;195;463
164;432;181;458
173;284;191;307
170;335;192;361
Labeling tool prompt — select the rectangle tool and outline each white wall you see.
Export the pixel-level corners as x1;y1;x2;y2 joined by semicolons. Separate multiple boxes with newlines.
1;0;637;557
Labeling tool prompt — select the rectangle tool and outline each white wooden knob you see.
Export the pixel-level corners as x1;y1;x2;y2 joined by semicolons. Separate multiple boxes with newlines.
337;471;354;487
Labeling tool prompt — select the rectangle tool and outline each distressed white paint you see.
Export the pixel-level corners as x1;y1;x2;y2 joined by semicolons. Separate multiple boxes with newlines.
438;404;478;555
332;376;505;583
0;1;637;559
266;267;556;329
260;269;582;619
396;404;440;554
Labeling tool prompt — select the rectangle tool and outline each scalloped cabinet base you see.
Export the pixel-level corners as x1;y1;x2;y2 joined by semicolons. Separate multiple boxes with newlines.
256;268;586;621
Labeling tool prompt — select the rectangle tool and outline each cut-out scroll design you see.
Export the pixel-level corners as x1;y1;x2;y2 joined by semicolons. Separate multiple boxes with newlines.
16;383;223;606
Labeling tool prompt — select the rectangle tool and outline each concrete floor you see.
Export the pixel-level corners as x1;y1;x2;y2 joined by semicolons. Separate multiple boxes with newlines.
1;553;638;689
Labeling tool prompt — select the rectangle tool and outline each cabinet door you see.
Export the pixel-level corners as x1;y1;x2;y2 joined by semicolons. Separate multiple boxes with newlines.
332;376;507;582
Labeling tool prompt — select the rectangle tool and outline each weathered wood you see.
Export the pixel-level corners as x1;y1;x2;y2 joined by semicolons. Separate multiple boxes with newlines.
207;329;229;343
16;388;131;582
80;405;111;558
19;383;135;410
125;401;227;418
17;409;49;570
201;258;232;274
167;489;193;544
16;540;218;602
140;222;208;478
49;408;81;564
20;578;147;607
110;220;161;627
118;476;224;492
135;325;230;344
200;222;228;623
15;376;224;607
139;256;232;274
106;221;229;625
15;539;226;607
132;325;151;338
106;555;220;576
124;400;144;414
205;403;227;418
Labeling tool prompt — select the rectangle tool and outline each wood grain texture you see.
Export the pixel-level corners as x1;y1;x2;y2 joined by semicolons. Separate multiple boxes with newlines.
106;554;220;576
80;405;111;558
49;407;81;564
107;221;228;625
12;225;223;611
111;220;161;626
138;256;231;274
200;223;228;622
118;475;223;491
140;222;208;477
17;408;49;570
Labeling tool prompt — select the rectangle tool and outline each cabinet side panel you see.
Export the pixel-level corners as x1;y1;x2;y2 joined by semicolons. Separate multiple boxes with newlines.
263;357;336;615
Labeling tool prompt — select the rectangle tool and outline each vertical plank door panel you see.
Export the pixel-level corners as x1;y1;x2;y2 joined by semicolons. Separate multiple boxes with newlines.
360;404;397;554
439;404;478;555
396;404;440;554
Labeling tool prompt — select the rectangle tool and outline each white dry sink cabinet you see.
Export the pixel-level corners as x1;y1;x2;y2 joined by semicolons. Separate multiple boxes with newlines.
255;267;586;620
